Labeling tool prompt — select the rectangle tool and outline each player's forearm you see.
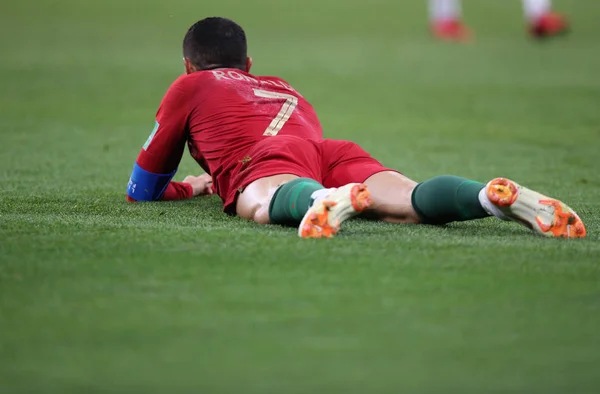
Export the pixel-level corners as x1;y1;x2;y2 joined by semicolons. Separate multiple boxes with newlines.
160;182;194;201
126;162;182;202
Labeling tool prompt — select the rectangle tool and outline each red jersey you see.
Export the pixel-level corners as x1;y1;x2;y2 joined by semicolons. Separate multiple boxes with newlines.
132;69;323;202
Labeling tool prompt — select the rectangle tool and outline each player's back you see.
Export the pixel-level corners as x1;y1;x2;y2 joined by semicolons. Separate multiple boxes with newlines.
184;69;323;176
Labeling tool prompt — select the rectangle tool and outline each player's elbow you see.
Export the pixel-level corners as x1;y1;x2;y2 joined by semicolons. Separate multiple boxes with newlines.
126;186;160;202
126;163;176;202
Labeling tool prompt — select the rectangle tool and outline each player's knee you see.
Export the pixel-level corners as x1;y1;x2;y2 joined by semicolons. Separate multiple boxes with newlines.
252;204;271;224
242;203;271;224
363;171;422;224
236;198;271;224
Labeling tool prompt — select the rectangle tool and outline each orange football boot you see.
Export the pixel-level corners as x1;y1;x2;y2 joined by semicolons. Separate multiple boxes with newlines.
298;183;373;239
486;177;586;238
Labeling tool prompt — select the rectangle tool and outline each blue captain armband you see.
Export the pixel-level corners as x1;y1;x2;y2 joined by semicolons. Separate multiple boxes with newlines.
127;163;177;201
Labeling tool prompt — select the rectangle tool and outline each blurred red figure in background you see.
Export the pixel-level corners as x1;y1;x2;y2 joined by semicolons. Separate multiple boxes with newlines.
429;0;569;42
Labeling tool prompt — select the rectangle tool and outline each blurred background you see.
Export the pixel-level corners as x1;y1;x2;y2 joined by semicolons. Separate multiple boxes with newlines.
2;0;599;191
1;1;600;393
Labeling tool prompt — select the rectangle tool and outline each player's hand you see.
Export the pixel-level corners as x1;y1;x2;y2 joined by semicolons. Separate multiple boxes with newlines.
183;173;214;197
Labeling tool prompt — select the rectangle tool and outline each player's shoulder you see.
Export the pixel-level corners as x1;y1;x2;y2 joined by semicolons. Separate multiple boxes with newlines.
163;72;219;101
168;73;203;89
167;72;218;89
164;74;193;97
158;74;202;110
171;69;302;97
169;69;249;92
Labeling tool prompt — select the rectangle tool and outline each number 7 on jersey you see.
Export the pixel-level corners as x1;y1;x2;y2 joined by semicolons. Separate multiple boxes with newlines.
253;89;299;136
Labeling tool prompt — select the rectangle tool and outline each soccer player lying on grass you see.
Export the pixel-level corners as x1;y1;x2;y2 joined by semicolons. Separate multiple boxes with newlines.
126;17;586;239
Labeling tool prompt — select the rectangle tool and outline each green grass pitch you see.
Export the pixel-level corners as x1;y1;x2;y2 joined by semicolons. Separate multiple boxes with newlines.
1;0;600;393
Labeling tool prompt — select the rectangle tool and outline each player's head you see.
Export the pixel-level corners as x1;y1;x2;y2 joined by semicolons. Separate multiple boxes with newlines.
183;17;252;74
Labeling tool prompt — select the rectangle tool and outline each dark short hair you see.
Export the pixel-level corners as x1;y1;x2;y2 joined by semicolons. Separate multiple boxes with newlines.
183;17;247;70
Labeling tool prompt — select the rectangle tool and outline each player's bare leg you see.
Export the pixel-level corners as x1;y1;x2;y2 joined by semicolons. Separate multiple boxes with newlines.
362;171;421;224
360;172;586;238
236;174;299;224
363;172;491;226
236;174;373;238
235;172;586;239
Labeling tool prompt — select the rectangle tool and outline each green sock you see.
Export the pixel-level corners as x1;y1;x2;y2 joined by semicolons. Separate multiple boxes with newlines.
268;178;325;225
411;175;489;225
